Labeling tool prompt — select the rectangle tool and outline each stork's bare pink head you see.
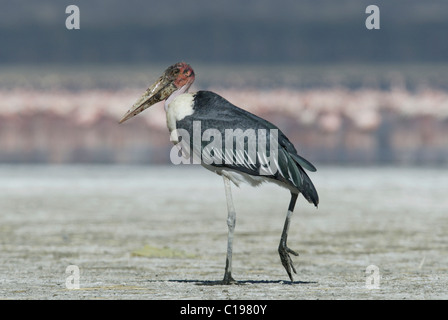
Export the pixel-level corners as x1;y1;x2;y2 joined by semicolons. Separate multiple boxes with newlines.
119;62;195;124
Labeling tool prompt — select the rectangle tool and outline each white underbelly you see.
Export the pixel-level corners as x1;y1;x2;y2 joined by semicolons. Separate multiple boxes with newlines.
201;163;298;193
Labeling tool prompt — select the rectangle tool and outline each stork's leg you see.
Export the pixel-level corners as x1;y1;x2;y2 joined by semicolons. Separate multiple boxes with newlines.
278;192;299;282
222;175;237;284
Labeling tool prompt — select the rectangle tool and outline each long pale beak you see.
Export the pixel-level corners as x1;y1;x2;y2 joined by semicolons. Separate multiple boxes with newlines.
119;76;177;124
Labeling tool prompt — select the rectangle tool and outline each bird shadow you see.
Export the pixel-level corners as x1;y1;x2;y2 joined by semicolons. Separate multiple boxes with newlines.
147;279;317;286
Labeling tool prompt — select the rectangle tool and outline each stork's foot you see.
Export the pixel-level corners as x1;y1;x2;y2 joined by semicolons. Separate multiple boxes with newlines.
278;243;299;282
222;273;237;285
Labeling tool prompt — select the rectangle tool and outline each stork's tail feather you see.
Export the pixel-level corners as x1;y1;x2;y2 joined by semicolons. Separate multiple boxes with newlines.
299;168;319;207
280;151;319;208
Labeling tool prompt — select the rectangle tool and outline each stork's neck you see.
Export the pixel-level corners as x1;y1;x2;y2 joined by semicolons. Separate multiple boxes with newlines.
164;84;192;112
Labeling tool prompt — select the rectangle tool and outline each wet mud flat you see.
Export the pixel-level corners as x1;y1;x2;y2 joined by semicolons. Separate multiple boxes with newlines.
0;165;447;299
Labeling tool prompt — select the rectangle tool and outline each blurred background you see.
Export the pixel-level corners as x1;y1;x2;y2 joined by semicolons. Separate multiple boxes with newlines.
1;0;448;166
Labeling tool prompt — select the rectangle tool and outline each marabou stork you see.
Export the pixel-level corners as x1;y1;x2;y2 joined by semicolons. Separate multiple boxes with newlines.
119;62;318;284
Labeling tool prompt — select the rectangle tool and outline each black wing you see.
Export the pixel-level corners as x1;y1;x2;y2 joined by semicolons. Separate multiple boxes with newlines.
176;91;319;206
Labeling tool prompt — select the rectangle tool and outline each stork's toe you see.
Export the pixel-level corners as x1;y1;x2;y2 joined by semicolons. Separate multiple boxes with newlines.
278;244;299;282
222;273;237;285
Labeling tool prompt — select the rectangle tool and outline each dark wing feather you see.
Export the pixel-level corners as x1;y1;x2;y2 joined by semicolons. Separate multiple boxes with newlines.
176;91;319;206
